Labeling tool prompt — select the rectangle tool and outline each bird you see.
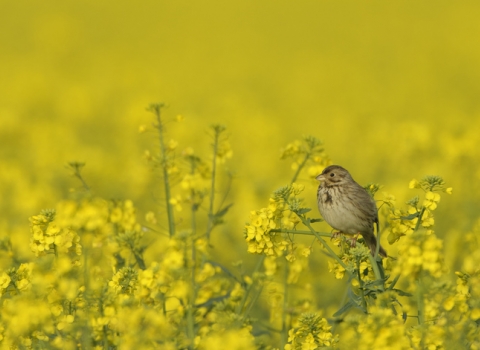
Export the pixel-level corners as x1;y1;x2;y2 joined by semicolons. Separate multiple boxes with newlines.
316;165;387;258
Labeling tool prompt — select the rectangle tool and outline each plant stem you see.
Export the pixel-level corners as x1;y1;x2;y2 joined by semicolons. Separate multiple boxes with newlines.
74;168;90;191
242;281;264;321
300;217;350;273
186;238;196;349
280;260;289;349
237;255;265;317
187;161;198;349
416;278;425;348
205;126;222;241
290;152;310;184
356;258;368;313
414;206;426;232
368;254;385;291
416;278;424;324
151;103;175;237
270;228;331;237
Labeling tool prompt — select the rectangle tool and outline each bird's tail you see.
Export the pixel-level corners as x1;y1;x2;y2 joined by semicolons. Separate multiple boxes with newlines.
362;232;387;258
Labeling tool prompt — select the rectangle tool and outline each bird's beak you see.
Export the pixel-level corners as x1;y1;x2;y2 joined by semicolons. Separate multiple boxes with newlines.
316;174;325;182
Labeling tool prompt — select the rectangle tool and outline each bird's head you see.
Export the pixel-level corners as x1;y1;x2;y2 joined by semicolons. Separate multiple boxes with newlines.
316;165;352;186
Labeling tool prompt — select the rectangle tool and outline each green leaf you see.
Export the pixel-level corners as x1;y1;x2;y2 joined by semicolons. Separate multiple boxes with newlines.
206;260;241;283
363;279;386;289
392;288;413;297
347;286;362;304
333;300;356;317
296;208;311;215
386;275;401;290
309;218;323;223
215;203;233;219
400;213;419;220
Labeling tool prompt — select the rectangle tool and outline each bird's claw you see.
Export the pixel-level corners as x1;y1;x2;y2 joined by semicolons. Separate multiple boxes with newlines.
349;233;361;247
331;231;342;240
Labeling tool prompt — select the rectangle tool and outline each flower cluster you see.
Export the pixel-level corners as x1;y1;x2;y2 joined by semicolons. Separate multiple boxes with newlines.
29;210;82;258
385;175;451;244
340;305;411;350
180;154;211;208
5;109;480;350
393;230;445;280
109;267;138;294
244;184;304;257
280;135;331;181
245;200;286;256
285;313;337;349
1;263;33;297
327;244;373;281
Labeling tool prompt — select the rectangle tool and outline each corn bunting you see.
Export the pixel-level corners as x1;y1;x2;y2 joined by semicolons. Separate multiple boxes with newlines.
316;165;387;257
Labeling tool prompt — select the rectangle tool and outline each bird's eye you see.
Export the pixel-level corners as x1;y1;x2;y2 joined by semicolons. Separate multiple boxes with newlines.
330;173;335;177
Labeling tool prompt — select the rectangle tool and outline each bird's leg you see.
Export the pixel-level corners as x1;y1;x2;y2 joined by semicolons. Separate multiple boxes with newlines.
349;233;361;247
331;231;343;240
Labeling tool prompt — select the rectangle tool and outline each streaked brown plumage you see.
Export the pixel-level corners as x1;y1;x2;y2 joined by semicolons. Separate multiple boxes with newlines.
316;165;387;258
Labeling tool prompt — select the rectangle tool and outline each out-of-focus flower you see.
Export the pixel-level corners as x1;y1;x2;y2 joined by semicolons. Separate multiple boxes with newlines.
285;313;337;349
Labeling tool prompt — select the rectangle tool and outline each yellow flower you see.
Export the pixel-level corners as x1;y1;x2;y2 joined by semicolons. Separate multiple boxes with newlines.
215;140;233;164
302;334;318;350
280;140;302;159
285;313;336;349
301;247;312;257
145;211;157;224
394;231;445;280
0;272;11;291
245;206;287;257
381;192;396;206
443;296;455;311
169;196;183;212
471;308;480;321
291;183;305;195
423;191;441;210
328;260;346;279
409;179;419;189
196;263;216;283
286;253;296;262
167;139;178;150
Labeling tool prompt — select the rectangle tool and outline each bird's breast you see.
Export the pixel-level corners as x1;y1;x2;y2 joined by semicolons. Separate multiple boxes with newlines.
318;187;370;234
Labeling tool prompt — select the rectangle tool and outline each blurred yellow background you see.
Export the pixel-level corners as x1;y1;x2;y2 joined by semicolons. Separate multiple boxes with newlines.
1;0;480;305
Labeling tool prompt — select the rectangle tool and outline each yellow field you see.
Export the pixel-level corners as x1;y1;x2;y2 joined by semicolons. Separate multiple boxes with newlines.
1;1;480;349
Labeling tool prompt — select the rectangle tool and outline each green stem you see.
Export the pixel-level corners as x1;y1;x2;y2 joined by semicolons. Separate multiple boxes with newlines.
374;221;381;258
416;279;424;324
242;282;264;321
281;260;289;349
290;152;310;184
187;159;198;349
416;278;425;348
133;250;146;270
387;274;401;290
206;126;222;240
368;254;385;291
299;217;350;273
151;104;175;237
356;258;368;313
74;170;90;191
69;162;90;191
162;295;167;316
414;207;426;232
237;255;265;317
270;228;331;237
186;239;196;349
